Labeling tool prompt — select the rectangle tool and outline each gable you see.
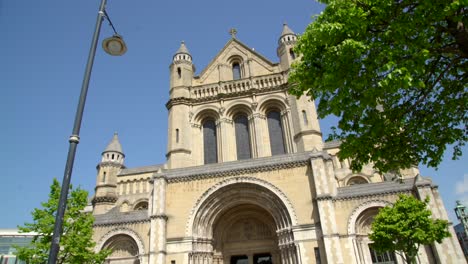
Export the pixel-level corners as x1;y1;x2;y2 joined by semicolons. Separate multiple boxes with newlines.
194;39;279;86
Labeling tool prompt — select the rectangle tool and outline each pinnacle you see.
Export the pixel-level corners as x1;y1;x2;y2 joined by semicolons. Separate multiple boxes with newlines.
103;132;124;154
176;41;191;55
281;23;295;36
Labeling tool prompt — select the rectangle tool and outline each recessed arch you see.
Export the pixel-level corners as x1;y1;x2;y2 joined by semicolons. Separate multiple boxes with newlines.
186;177;299;263
347;176;370;186
347;200;391;235
225;101;253;120
193;107;220;125
96;227;145;256
258;97;288;115
133;199;149;211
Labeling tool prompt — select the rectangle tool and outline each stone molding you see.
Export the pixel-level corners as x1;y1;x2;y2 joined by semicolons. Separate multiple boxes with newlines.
93;218;150;227
164;152;311;183
94;183;117;190
150;214;168;221
97;162;125;170
293;129;323;140
185;176;299;237
92;196;117;205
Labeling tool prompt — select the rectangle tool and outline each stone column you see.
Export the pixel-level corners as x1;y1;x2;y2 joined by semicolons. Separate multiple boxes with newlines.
414;178;465;263
149;174;167;264
310;152;344;264
281;108;295;153
218;118;232;162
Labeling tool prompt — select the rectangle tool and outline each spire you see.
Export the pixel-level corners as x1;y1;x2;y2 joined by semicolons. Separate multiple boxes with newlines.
281;23;295;37
103;132;124;155
176;41;190;55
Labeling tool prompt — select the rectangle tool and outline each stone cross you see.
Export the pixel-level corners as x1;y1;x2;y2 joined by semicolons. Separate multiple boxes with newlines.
229;28;237;38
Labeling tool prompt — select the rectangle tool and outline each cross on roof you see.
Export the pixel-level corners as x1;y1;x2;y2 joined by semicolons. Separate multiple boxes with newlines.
229;28;237;38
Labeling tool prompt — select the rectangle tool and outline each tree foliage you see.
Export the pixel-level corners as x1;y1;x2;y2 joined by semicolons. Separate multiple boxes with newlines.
289;0;467;172
15;179;110;264
369;194;450;263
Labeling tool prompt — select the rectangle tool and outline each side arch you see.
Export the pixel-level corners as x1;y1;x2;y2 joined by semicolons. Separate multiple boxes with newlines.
96;227;146;255
347;200;391;235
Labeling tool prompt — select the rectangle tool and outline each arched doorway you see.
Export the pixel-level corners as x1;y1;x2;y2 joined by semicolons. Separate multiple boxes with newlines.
188;177;299;264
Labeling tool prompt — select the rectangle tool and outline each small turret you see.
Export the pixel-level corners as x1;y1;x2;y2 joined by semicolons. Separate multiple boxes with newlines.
170;41;194;97
92;133;125;215
167;42;194;169
277;23;298;71
101;132;125;164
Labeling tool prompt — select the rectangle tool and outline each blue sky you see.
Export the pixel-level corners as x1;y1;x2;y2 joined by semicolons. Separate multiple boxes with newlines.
0;0;466;228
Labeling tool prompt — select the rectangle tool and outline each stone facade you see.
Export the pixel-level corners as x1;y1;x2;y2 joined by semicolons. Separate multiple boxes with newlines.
91;25;465;264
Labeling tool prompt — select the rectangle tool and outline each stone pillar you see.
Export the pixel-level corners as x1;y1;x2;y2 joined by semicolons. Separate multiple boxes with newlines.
218;118;232;162
281;108;296;153
414;178;465;263
149;174;167;264
310;152;344;264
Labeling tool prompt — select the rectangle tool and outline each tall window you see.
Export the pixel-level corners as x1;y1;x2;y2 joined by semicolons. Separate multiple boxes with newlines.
302;110;308;125
203;119;218;164
289;48;296;60
234;114;251;160
232;63;241;80
369;245;396;264
267;110;286;155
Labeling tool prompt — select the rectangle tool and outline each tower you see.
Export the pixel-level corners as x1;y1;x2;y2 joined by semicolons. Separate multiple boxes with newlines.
277;24;323;151
92;133;125;214
277;23;298;71
166;42;194;169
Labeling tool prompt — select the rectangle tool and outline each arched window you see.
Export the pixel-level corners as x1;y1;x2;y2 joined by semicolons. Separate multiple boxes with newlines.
176;128;179;143
234;114;251;160
134;201;148;211
289;48;296;60
177;67;181;78
102;172;106;183
203;119;218;164
267;110;285;155
232;63;241;80
302;110;308;125
348;176;368;185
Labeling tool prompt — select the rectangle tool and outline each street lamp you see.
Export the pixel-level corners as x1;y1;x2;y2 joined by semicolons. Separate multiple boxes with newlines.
47;0;126;263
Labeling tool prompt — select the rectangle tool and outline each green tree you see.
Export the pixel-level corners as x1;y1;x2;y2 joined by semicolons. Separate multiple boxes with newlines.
289;0;467;173
15;179;110;264
369;194;450;263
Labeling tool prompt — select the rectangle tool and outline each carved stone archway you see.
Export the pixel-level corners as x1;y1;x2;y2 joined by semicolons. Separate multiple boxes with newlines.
188;177;299;264
97;228;145;264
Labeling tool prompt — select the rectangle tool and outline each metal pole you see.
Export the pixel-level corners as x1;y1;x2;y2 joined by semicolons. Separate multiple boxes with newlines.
47;0;107;262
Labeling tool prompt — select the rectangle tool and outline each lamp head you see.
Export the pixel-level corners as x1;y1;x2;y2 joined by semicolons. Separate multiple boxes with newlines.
102;34;127;56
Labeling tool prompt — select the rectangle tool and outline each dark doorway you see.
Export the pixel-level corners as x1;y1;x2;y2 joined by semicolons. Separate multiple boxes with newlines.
231;255;248;264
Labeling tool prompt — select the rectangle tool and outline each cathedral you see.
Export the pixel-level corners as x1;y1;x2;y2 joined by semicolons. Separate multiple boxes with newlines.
90;24;464;264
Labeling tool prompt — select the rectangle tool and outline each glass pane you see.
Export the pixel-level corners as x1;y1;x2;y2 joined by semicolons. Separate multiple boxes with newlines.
203;119;217;164
235;115;251;160
267;111;285;155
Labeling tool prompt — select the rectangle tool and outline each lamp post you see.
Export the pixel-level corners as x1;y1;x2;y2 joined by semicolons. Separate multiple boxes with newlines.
47;0;126;263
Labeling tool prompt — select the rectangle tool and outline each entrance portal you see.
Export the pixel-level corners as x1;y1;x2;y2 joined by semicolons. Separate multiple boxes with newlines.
189;179;299;264
213;204;280;263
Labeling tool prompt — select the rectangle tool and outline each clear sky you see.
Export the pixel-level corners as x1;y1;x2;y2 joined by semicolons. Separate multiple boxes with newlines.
1;0;466;228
